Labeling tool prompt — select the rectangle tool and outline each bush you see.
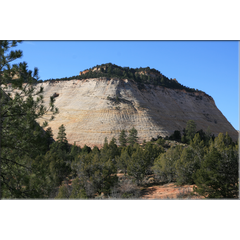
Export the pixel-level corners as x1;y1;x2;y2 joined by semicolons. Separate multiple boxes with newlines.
152;145;183;183
175;147;196;185
156;138;165;146
193;136;239;198
110;179;140;199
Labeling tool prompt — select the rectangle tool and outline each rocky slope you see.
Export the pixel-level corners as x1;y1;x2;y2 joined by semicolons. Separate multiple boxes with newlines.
34;77;238;147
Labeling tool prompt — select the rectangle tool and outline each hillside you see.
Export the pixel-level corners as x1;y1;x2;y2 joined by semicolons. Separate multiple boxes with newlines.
42;63;204;94
33;65;238;147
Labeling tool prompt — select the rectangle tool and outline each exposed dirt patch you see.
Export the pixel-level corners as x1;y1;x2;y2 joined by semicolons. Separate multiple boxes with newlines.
140;182;204;199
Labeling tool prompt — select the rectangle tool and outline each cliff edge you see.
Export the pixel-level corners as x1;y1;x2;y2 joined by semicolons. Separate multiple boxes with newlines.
35;77;238;147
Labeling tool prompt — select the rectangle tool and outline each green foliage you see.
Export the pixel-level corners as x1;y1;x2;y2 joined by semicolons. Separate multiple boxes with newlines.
174;133;205;185
44;149;72;186
190;133;206;156
116;148;131;175
51;124;69;152
1;45;237;200
55;183;70;199
69;178;87;199
195;129;214;146
185;120;197;143
181;131;187;143
169;130;181;141
100;137;119;162
70;143;82;158
57;124;67;143
152;145;183;183
153;130;239;199
43;63;202;93
92;146;100;154
126;144;158;185
108;137;120;160
127;127;138;146
156;137;165;146
193;134;239;198
45;127;54;151
118;129;127;147
0;41;58;199
175;147;196;185
71;149;118;197
82;144;92;154
143;142;164;168
127;146;146;185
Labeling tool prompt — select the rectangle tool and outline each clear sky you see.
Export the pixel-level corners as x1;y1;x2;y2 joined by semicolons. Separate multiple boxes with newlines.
12;40;238;131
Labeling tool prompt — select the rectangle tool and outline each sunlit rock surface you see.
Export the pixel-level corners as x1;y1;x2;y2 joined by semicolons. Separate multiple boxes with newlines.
35;78;238;147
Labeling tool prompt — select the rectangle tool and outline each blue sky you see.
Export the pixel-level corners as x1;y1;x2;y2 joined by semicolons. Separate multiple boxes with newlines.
12;41;238;131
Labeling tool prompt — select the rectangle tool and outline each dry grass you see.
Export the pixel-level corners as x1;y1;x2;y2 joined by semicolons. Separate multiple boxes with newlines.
140;182;204;199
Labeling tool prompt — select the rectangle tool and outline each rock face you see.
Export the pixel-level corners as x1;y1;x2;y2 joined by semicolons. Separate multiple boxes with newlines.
36;77;238;147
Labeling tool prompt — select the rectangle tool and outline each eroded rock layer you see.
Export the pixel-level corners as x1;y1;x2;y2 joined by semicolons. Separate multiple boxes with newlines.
35;78;238;147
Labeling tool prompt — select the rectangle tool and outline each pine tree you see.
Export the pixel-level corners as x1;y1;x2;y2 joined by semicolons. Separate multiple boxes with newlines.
50;124;69;153
72;151;118;197
55;182;70;199
127;127;138;146
143;142;164;168
81;144;92;154
185;120;197;143
107;137;119;160
152;145;183;183
0;41;58;198
175;147;196;185
193;134;239;198
45;127;54;150
57;124;67;143
116;148;130;175
127;145;146;185
118;129;127;147
69;178;87;199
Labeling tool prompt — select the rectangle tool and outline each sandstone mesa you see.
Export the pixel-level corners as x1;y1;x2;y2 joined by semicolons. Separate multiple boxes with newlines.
33;76;237;147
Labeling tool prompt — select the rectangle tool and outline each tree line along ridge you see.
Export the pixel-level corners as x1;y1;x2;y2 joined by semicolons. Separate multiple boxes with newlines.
41;63;205;94
1;41;238;199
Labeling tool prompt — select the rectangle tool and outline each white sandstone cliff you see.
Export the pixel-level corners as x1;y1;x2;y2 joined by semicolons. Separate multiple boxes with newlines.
34;77;238;147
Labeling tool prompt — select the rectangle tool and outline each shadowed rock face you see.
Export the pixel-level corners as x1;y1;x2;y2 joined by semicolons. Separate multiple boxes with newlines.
35;78;238;147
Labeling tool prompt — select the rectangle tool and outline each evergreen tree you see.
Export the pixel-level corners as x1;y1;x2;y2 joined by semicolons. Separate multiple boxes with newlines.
193;134;239;198
81;144;91;154
156;137;165;146
127;127;138;146
181;128;188;143
57;124;67;143
49;125;69;154
43;149;72;187
205;126;214;144
69;178;87;199
55;182;70;199
116;148;131;175
185;120;197;143
190;133;206;158
169;130;181;141
0;41;58;199
45;127;54;150
119;129;127;147
127;145;149;185
71;150;118;197
103;137;109;149
175;147;196;185
70;143;81;158
107;137;119;161
92;146;100;154
143;142;164;169
152;145;183;183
